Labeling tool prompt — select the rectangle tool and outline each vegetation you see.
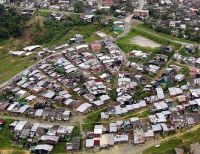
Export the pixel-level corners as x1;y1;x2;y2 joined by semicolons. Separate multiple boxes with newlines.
52;142;66;153
0;49;36;84
139;24;199;44
117;27;181;53
144;126;200;154
144;138;183;154
122;108;150;119
82;108;106;131
0;119;23;151
74;1;84;13
32;15;114;46
0;5;28;40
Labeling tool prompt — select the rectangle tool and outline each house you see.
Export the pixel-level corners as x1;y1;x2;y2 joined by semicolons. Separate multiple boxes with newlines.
66;137;81;151
175;74;185;82
94;125;104;134
34;144;53;154
23;45;42;52
175;148;184;154
39;135;59;145
75;103;92;114
102;0;113;7
14;121;28;132
190;142;200;154
90;42;102;53
133;9;149;20
0;119;5;127
86;138;94;148
100;133;114;148
83;15;94;22
114;134;129;144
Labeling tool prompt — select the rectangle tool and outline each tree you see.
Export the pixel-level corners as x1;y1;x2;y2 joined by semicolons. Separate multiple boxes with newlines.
74;1;84;13
0;4;27;40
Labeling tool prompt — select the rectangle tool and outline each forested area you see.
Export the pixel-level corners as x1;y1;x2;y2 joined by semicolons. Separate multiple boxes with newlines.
0;5;28;40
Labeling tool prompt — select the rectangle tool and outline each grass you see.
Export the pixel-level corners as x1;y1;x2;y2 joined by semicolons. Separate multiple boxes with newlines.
0;49;36;84
139;24;200;44
0;15;116;85
179;48;200;58
0;119;22;150
143;138;183;154
144;126;200;154
117;27;182;53
122;108;150;119
82;108;107;131
45;24;115;47
52;142;66;154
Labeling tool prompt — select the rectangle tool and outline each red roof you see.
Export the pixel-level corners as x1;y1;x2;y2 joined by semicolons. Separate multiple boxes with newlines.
102;0;113;5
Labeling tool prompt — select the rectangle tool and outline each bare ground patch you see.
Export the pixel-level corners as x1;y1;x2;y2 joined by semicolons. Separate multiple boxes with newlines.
130;35;161;48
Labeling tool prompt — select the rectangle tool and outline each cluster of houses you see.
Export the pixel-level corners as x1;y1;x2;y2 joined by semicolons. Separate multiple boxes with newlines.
7;120;75;154
126;51;169;75
174;53;200;67
9;45;42;56
145;0;200;40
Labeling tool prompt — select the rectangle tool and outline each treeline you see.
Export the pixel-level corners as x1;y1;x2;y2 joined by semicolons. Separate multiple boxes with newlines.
0;5;28;40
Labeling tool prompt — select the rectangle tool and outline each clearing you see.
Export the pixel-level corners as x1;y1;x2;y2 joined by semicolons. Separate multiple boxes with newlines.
131;35;161;48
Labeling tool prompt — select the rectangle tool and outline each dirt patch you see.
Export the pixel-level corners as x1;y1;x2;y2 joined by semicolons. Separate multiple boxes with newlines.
131;35;161;48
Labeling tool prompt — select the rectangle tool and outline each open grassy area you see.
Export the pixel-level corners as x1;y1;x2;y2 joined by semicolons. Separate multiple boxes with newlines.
139;24;199;44
0;48;36;84
144;126;200;154
117;27;181;53
82;108;107;131
122;108;150;119
45;24;115;47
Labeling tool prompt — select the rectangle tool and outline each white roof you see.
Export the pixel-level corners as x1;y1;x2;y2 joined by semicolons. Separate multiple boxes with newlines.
30;123;40;132
34;109;44;117
92;100;104;106
99;95;110;102
26;95;36;101
156;87;165;100
145;130;154;137
7;102;19;111
14;121;28;132
114;134;128;142
18;105;30;113
34;144;53;151
23;45;41;51
94;125;103;134
86;139;94;147
40;135;59;142
151;124;162;132
76;103;92;113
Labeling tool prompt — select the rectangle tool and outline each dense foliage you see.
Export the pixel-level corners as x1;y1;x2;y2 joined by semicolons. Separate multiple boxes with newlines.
33;15;87;44
0;5;27;40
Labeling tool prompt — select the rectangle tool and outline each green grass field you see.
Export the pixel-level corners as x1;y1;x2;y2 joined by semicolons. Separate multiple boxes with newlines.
139;24;199;44
144;126;200;154
117;27;182;53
